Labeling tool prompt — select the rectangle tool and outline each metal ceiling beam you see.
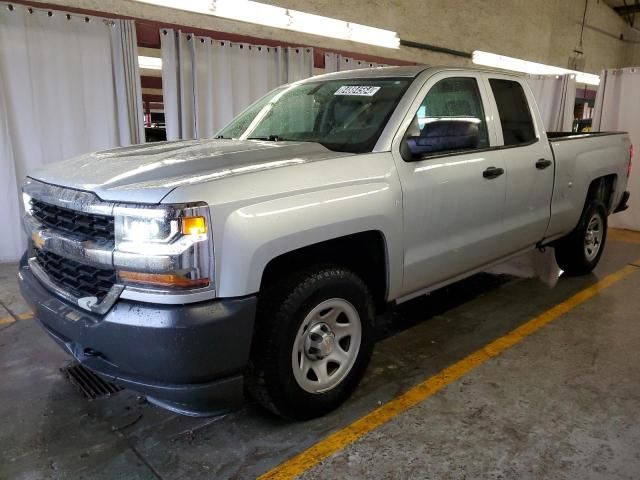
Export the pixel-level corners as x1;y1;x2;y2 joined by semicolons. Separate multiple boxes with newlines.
613;3;640;15
142;93;163;103
141;76;163;89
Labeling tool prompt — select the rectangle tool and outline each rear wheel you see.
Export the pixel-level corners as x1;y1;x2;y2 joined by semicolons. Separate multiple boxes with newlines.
555;200;608;275
247;266;374;420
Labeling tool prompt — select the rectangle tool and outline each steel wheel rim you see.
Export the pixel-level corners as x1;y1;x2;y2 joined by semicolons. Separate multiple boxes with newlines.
291;298;362;394
584;213;603;261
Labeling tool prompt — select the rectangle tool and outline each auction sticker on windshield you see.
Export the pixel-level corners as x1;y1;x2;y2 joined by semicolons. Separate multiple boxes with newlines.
334;86;381;96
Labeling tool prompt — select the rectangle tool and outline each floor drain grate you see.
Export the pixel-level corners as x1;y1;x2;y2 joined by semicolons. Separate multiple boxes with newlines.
61;363;123;400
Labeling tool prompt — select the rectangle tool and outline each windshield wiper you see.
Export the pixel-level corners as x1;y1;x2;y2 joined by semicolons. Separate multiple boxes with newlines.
247;135;318;144
247;135;281;141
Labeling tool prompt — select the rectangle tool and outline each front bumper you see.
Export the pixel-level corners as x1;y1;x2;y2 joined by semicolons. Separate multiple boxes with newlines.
18;254;257;416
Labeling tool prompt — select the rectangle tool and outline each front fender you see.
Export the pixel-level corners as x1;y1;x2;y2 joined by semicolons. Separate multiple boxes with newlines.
215;182;403;299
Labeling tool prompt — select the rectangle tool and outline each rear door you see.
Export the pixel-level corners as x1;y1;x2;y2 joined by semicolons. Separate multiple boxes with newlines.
482;75;555;250
392;71;509;296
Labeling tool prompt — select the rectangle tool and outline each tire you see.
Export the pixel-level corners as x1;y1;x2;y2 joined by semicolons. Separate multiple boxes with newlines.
247;266;375;420
554;200;608;276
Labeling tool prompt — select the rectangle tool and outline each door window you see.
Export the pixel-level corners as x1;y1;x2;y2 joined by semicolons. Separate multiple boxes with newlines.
489;79;536;146
403;77;489;159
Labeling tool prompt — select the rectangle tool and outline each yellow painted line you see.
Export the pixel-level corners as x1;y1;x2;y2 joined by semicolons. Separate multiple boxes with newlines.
609;228;640;245
258;262;640;480
0;312;33;325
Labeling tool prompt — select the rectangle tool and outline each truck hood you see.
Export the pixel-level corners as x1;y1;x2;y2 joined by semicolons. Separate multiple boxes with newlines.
28;139;349;203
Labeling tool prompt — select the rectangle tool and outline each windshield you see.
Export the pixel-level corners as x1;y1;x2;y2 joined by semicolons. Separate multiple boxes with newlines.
217;78;411;154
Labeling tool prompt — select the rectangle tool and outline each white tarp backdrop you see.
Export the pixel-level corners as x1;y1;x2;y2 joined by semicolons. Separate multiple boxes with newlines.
526;74;576;132
324;52;388;72
111;19;146;145
0;4;144;261
593;68;640;231
161;29;314;140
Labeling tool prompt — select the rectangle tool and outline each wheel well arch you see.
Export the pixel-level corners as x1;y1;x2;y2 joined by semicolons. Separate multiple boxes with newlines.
259;231;389;311
585;174;617;212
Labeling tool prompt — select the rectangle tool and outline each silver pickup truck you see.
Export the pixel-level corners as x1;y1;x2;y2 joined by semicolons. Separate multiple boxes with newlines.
19;66;632;420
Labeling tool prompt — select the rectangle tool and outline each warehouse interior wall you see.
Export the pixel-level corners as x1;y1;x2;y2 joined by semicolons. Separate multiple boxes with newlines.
30;0;640;75
621;39;640;66
265;0;635;73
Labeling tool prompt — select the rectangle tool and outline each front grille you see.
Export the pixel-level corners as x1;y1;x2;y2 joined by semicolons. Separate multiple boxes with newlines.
30;199;114;243
35;249;116;301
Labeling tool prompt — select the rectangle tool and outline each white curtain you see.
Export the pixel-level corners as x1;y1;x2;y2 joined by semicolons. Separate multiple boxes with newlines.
526;74;576;132
111;19;145;144
0;73;23;260
161;29;314;140
324;52;387;73
286;46;313;82
593;68;640;231
0;4;143;261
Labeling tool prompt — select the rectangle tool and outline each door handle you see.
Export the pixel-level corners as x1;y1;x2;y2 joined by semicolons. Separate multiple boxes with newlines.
483;166;504;179
536;158;552;169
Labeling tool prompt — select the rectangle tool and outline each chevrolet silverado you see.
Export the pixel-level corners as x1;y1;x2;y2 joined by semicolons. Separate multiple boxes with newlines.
18;66;632;419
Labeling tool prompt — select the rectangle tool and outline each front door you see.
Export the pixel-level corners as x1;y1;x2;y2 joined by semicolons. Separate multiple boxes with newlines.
393;73;508;296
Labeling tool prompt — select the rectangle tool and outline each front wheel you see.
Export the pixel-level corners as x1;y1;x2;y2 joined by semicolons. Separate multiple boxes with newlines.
555;200;608;275
247;267;375;420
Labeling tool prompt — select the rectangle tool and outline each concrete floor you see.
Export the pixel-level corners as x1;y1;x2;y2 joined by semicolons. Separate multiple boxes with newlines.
1;232;639;479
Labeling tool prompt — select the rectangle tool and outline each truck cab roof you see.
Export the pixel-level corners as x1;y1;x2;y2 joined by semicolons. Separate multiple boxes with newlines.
299;65;525;83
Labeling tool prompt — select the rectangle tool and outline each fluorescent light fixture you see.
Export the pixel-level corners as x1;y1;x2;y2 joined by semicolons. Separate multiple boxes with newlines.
472;50;600;86
138;55;162;70
133;0;400;49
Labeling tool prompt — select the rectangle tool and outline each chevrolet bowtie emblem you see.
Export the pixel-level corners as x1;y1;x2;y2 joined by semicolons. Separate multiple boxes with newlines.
32;231;45;250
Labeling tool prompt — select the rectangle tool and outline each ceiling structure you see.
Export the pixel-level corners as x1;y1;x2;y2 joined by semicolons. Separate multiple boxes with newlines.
605;0;640;27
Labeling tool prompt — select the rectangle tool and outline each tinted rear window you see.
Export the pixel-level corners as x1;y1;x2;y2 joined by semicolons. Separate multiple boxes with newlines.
489;79;536;146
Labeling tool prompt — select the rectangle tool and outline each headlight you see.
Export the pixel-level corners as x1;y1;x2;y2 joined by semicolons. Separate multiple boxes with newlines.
119;216;178;243
113;203;214;293
114;205;208;248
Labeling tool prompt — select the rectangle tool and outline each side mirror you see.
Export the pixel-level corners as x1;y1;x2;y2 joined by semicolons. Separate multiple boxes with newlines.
404;120;480;159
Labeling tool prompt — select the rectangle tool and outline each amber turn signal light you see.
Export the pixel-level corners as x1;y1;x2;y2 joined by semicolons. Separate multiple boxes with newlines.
181;216;207;236
118;271;210;289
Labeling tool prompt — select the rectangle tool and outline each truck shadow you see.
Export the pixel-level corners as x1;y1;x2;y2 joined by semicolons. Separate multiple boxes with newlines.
374;272;515;342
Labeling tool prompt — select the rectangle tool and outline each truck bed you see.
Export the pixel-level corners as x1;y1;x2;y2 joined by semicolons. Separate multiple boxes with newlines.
544;130;630;240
